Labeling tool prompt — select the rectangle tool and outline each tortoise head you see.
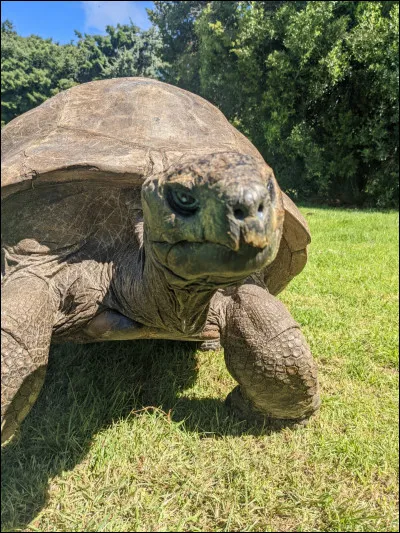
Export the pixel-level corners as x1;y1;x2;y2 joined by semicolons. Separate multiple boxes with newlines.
141;152;284;285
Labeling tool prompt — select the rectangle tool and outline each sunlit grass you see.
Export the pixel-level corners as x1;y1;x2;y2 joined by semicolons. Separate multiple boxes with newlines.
1;207;398;532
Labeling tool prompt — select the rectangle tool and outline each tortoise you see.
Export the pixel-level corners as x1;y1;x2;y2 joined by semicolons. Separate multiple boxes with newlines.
1;77;320;443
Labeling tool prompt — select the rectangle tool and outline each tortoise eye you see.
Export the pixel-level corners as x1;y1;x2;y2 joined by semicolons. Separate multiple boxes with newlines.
167;187;199;216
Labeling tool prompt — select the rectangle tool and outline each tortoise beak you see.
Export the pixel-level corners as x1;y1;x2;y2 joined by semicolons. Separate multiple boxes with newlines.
224;178;283;252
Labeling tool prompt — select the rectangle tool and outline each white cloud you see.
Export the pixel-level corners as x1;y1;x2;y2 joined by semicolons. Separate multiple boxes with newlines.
81;1;151;32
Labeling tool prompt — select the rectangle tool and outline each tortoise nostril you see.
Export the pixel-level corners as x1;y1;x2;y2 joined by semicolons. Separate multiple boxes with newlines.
234;208;246;220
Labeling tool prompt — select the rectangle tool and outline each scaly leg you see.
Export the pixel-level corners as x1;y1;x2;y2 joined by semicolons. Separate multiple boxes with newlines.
1;275;57;443
216;284;320;425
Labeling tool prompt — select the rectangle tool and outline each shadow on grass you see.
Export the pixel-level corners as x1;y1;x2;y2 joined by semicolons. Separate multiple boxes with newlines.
1;339;194;529
1;339;284;530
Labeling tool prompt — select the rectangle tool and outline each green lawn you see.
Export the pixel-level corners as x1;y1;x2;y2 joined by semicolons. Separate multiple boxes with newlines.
1;207;399;532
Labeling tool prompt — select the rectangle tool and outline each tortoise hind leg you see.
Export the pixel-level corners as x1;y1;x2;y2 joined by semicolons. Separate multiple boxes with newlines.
1;275;57;443
219;284;320;426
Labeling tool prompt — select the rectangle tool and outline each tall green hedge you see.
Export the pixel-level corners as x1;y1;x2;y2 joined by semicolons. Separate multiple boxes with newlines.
2;1;399;207
1;20;166;125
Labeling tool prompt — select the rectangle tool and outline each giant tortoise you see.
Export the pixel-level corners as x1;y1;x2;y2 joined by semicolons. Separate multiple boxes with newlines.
1;78;320;442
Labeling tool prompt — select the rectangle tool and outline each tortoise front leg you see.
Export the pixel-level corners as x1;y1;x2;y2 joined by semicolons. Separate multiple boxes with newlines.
1;276;57;443
218;285;320;425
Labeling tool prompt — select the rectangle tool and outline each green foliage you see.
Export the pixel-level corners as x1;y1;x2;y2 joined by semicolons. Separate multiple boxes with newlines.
1;20;78;125
148;1;209;92
1;2;399;206
149;1;399;207
73;23;166;82
1;20;166;125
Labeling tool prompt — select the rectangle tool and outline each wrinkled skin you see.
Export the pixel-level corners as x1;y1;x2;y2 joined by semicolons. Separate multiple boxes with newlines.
1;152;320;443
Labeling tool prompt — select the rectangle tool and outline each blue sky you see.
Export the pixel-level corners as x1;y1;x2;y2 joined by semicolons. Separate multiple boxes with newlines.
1;1;154;43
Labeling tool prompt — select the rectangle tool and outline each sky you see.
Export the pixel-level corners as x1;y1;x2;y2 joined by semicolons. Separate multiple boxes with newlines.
1;1;154;43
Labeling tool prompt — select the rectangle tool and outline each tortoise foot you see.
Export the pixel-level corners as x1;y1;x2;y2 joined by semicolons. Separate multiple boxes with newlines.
225;386;313;429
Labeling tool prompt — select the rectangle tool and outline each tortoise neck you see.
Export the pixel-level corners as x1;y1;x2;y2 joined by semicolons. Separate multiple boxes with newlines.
141;247;220;335
110;241;219;336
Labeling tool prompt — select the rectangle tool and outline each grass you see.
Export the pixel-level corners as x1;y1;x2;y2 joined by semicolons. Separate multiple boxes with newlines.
1;207;399;532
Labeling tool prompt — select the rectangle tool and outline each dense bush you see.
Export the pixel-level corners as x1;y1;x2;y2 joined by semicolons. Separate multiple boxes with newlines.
1;1;399;207
150;1;399;206
1;20;165;125
1;20;78;124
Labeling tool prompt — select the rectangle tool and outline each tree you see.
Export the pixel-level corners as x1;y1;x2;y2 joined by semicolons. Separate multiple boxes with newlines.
1;20;78;125
150;1;399;206
148;1;209;91
74;24;166;81
2;2;398;206
252;1;400;206
1;21;166;125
